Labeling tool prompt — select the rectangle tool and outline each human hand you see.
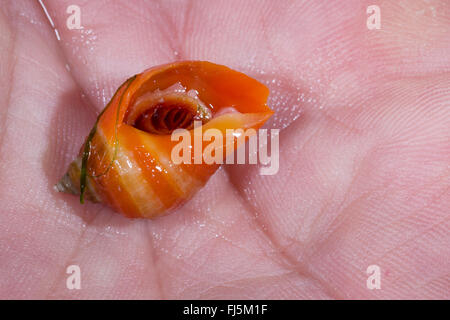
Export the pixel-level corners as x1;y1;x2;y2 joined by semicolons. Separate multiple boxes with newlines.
0;0;448;299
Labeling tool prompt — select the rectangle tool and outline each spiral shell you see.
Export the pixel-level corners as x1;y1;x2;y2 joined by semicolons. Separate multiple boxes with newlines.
56;61;273;218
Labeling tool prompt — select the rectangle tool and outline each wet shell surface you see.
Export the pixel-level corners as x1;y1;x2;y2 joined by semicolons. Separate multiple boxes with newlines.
56;61;273;218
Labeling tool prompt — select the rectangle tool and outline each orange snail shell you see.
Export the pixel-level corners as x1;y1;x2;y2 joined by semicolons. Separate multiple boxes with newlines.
56;61;273;218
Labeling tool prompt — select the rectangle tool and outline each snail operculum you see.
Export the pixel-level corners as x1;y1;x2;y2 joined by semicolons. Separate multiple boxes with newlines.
124;82;212;135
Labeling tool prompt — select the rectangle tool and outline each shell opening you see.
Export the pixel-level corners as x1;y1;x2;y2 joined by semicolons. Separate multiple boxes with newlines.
125;83;212;135
134;103;195;134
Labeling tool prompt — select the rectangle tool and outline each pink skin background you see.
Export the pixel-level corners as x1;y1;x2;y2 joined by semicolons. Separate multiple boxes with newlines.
0;0;449;299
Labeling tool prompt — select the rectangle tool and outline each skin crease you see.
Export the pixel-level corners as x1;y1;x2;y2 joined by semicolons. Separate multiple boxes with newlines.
0;0;449;299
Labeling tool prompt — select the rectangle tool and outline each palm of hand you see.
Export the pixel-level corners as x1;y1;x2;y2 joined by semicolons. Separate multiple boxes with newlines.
0;0;449;299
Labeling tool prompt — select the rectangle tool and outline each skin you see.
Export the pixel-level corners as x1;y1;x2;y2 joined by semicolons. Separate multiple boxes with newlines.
0;0;448;299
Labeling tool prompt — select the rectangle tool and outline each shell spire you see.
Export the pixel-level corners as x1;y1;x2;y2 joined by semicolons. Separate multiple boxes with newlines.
56;61;273;218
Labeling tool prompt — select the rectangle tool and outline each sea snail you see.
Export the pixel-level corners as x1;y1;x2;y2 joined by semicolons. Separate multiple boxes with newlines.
56;61;273;218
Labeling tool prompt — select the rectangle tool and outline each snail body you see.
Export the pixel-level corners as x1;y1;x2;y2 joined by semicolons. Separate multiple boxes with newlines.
56;61;272;218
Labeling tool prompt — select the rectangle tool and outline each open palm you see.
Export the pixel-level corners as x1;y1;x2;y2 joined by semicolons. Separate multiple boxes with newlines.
0;0;449;299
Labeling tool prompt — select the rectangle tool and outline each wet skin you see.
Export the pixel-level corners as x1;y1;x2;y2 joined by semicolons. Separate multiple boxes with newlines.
0;0;449;299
